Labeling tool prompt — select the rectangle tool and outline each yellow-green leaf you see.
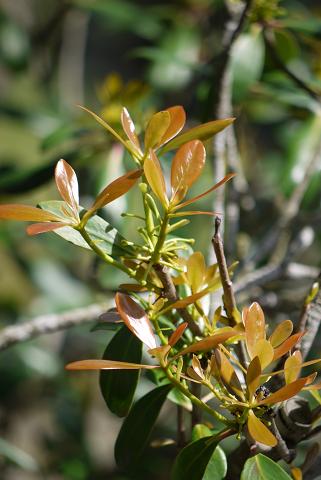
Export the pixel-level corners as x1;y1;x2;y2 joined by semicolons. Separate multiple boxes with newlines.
160;117;235;154
187;251;206;293
170;140;205;205
144;110;171;150
144;150;168;207
284;351;302;384
251;339;274;369
247;411;277;447
269;319;293;348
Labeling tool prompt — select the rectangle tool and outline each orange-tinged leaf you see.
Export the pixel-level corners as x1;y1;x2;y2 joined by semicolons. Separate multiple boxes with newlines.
144;150;168;207
148;345;171;364
115;293;157;349
26;222;66;235
269;319;293;348
303;381;321;391
291;467;302;480
187;252;206;293
172;173;235;211
247;410;277;447
169;290;208;309
273;332;305;361
121;107;141;150
284;351;302;384
168;322;188;346
90;169;142;212
246;356;262;401
244;302;266;359
65;359;158;370
55;159;79;217
170;140;206;205
171;210;218;217
160;117;235;154
215;350;245;400
258;376;310;406
144;110;171;150
186;366;203;383
0;204;62;222
160;106;186;146
251;339;274;369
178;330;236;356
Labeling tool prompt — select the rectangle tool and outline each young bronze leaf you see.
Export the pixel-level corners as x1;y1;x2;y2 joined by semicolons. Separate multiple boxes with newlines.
160;117;235;154
121;107;141;150
168;322;188;346
90;169;142;212
169;290;208;310
258;376;310;406
246;356;262;401
144;110;171;150
0;204;62;222
171;210;217;217
55;159;79;217
269;319;293;348
172;173;235;211
178;331;236;356
170;140;206;205
251;339;274;370
144;150;168;207
284;351;302;385
65;359;158;370
247;411;277;447
244;302;266;359
160;105;186;146
115;293;157;349
215;350;245;400
26;222;67;236
273;332;305;361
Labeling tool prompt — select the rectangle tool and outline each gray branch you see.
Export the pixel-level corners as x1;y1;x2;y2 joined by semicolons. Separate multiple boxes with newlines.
0;303;109;351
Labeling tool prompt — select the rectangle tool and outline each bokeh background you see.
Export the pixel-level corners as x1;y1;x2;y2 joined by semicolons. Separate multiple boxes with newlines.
1;0;321;478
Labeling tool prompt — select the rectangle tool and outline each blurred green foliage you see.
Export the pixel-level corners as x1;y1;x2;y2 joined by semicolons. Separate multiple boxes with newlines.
1;0;321;478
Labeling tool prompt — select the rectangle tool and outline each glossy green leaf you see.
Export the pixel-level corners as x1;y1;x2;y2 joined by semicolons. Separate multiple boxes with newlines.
167;387;192;412
241;454;292;480
115;384;172;469
203;445;227;480
160;118;235;154
40;201;134;257
171;436;218;480
99;326;142;417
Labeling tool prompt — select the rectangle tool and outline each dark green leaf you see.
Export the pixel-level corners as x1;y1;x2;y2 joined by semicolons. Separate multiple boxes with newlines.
171;436;218;480
115;384;172;469
241;454;292;480
39;201;134;257
100;326;142;417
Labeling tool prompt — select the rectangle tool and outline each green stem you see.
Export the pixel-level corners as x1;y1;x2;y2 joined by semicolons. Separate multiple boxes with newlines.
164;365;232;426
77;225;135;277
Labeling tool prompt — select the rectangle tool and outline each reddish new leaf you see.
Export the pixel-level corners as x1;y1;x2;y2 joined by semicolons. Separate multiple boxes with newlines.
246;356;262;401
168;322;188;346
26;222;66;236
160;106;186;146
65;359;158;370
178;330;236;356
172;173;235;211
90;169;142;212
144;150;168;207
121;107;141;150
258;376;310;406
170;140;206;205
247;410;277;447
115;293;157;349
55;159;79;218
273;332;305;361
0;204;61;222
